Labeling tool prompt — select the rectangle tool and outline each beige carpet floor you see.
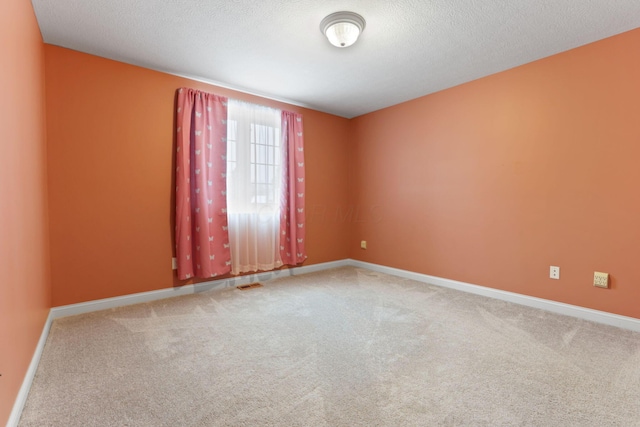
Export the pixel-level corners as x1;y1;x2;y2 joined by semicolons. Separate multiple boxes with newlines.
19;267;640;426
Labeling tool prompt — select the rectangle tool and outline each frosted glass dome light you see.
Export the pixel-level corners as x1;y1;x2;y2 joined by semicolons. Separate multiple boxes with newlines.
320;12;366;48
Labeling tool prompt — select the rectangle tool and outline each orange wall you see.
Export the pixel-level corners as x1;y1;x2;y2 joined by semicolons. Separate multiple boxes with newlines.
0;0;51;424
349;28;640;319
45;46;351;307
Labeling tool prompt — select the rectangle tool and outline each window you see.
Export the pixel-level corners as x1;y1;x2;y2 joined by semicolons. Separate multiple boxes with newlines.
225;100;283;274
226;103;282;213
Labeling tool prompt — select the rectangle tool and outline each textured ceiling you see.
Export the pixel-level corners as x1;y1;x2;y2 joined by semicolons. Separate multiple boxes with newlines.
32;0;640;118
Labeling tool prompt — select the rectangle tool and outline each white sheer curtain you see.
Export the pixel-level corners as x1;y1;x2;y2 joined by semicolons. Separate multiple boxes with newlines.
226;100;283;274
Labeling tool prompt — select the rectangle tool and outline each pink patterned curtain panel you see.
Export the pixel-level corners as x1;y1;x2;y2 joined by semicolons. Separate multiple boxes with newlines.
175;88;232;279
279;111;307;266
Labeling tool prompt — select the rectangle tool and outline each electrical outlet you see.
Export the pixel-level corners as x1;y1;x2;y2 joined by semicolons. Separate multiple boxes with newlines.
172;257;178;270
594;271;609;289
360;240;367;249
550;266;560;280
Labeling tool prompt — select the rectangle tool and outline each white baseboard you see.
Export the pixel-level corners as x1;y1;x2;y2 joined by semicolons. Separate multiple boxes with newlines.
348;259;640;332
7;311;54;427
10;257;639;426
50;259;351;319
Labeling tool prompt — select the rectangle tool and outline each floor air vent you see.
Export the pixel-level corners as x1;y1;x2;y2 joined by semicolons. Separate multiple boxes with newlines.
237;283;263;290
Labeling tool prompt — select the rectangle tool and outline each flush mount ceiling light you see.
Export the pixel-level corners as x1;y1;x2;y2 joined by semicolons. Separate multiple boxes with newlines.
320;11;366;48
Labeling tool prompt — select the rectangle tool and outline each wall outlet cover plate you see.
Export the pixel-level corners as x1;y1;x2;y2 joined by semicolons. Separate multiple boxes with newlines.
594;271;609;288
